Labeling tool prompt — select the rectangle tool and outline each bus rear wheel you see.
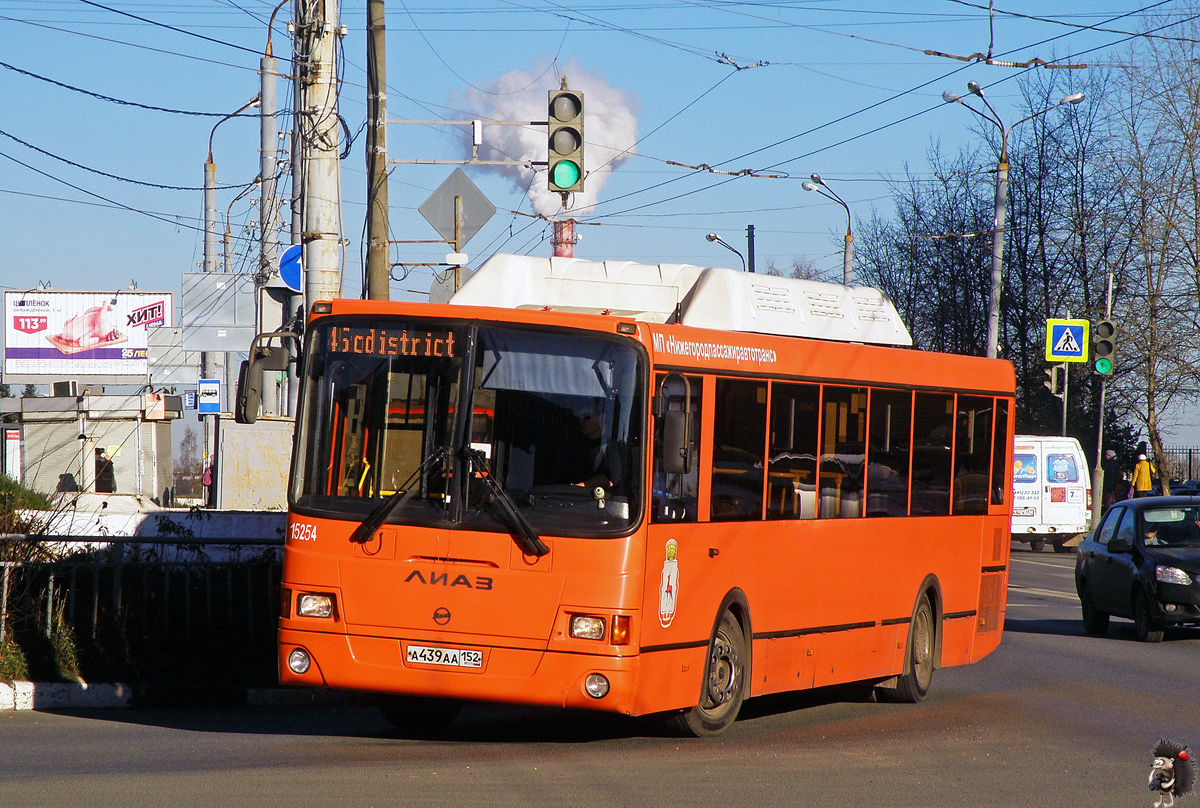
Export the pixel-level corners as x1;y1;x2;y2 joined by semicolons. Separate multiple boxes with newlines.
378;695;463;735
666;611;748;737
877;594;935;703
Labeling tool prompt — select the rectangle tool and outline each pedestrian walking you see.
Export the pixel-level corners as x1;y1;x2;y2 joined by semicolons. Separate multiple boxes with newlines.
1132;453;1156;497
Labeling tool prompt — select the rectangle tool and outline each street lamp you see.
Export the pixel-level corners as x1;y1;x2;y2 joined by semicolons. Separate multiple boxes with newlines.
802;174;854;285
706;232;746;272
205;95;261;274
943;83;1084;359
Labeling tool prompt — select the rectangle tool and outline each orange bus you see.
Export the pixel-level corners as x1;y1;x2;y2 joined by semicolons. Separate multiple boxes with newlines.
270;254;1015;735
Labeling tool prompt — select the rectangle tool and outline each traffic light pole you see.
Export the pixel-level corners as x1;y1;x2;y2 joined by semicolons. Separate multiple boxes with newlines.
1091;272;1114;527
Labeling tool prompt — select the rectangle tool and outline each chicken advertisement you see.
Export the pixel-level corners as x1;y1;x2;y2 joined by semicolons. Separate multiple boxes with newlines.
4;291;173;378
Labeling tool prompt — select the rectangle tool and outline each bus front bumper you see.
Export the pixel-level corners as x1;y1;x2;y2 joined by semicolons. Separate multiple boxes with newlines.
278;627;640;714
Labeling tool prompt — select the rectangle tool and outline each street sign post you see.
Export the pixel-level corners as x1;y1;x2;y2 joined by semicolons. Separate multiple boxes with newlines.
1045;319;1090;363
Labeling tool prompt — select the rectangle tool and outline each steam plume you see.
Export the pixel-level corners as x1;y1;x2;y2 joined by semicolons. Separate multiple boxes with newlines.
458;62;639;217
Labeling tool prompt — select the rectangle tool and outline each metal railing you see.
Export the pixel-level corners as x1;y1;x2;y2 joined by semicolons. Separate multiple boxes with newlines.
0;535;283;686
1161;447;1200;485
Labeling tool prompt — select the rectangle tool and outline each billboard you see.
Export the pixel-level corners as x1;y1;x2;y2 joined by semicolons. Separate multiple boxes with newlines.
4;291;174;381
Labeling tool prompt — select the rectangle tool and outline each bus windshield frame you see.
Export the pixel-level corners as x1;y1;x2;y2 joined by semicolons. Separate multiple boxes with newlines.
291;316;646;539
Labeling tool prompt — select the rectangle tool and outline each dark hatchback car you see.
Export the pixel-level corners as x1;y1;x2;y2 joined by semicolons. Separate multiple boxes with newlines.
1075;496;1200;642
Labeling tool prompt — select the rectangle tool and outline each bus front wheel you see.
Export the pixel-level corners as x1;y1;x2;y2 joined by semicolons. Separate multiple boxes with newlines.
666;610;748;737
877;593;935;703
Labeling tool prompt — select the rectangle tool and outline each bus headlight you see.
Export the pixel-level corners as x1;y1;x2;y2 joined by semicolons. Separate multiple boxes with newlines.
287;648;312;674
297;593;335;618
584;674;610;699
570;615;606;640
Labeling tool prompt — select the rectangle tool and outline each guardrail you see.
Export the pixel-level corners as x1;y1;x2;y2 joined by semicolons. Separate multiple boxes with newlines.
0;534;283;688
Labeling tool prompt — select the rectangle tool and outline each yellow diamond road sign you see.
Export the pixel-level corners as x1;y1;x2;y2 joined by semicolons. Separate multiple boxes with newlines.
1046;319;1090;362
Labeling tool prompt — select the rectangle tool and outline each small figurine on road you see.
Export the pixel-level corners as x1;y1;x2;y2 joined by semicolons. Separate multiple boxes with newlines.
1149;739;1195;807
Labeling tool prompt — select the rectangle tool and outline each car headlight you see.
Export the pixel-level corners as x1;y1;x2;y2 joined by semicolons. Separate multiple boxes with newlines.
1156;566;1193;585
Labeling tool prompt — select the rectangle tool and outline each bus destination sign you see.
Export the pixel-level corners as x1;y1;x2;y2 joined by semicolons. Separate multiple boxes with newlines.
327;326;457;358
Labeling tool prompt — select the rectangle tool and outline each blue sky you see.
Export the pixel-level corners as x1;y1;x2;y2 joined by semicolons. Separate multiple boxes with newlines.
2;0;1171;306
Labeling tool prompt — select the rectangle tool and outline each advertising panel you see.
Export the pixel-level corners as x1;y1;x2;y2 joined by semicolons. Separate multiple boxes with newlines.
4;291;173;379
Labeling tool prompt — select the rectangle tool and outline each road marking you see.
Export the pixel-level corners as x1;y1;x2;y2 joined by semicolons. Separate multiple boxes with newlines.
1008;585;1077;601
1011;557;1075;570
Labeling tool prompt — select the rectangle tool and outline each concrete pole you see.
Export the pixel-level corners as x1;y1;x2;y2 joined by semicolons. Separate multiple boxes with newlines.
301;0;343;307
260;51;281;416
552;220;575;258
365;0;390;300
843;231;854;286
204;160;219;275
986;158;1008;360
202;159;223;479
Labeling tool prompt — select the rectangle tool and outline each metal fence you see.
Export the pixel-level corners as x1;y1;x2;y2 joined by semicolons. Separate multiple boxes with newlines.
0;535;282;687
1159;447;1200;485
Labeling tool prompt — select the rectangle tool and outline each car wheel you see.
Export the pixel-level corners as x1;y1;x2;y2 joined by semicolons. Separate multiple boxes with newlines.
1133;590;1165;643
665;610;748;736
1029;538;1045;553
1079;585;1109;635
1052;541;1071;554
877;594;935;703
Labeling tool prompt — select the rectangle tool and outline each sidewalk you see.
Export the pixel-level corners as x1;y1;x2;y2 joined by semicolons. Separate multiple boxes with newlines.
0;681;350;710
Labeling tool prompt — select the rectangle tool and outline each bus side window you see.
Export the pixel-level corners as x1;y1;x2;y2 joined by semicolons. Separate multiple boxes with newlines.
953;396;993;515
818;386;868;518
711;379;767;521
990;397;1010;506
911;392;954;516
652;374;702;523
866;389;912;517
768;382;819;520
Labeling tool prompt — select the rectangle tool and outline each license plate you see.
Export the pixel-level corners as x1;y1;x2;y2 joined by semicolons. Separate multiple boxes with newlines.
405;644;483;668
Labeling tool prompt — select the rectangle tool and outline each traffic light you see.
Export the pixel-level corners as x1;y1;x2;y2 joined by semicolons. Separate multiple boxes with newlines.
547;85;584;194
1043;365;1064;398
1094;319;1116;375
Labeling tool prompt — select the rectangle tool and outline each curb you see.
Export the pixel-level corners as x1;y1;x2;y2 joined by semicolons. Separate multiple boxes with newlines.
0;682;132;710
1;682;350;711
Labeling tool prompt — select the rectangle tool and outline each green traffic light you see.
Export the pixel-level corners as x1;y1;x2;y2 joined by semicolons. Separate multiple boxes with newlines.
1095;357;1112;374
551;160;581;189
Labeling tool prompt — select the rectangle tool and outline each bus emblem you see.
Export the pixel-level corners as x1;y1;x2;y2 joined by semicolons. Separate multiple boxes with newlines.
659;539;679;627
433;608;451;625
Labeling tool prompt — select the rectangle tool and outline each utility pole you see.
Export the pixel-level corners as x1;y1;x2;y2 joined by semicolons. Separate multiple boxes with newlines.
298;0;344;307
365;0;389;300
746;224;756;274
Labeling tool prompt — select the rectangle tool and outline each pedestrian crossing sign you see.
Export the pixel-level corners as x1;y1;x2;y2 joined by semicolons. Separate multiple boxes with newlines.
1045;319;1089;362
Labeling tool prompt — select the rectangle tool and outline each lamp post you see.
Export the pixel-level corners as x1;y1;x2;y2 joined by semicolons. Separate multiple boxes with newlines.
202;94;259;505
802;174;853;285
943;83;1084;359
705;232;746;271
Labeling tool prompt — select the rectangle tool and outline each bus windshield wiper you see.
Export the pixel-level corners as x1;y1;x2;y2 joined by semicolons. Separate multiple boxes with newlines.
464;447;549;557
349;446;448;545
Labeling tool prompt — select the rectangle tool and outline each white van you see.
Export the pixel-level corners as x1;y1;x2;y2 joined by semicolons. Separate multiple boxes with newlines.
1011;435;1092;552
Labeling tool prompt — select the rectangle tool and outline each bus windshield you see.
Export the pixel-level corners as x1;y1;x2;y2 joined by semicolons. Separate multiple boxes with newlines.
292;318;645;538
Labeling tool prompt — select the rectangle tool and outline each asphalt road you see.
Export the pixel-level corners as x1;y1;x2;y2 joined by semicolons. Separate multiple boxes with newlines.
3;543;1197;808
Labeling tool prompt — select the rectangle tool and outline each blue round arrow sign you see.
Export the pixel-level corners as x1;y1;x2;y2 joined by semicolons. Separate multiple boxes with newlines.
279;244;303;293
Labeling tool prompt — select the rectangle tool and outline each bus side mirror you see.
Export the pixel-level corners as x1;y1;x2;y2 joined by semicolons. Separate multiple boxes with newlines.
235;358;262;424
663;409;691;475
234;333;298;425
